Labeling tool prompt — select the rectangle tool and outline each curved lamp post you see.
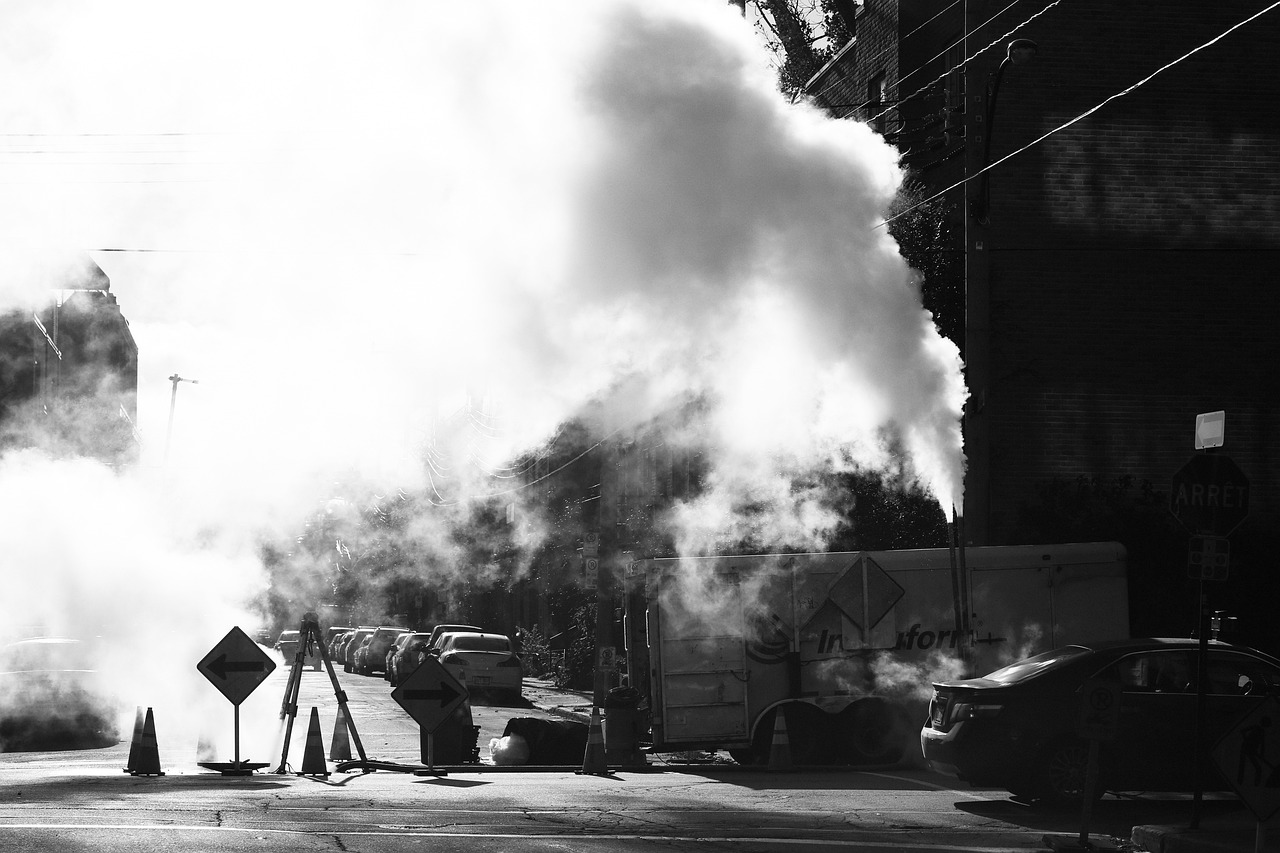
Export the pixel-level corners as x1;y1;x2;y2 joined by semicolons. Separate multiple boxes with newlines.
163;373;199;469
970;38;1038;224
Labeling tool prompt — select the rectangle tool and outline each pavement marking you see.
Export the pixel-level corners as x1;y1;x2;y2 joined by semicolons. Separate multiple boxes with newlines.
0;824;1043;850
857;771;1010;801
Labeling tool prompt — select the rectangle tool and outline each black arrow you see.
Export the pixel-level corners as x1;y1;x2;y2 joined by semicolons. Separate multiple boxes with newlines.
403;683;462;705
207;654;268;681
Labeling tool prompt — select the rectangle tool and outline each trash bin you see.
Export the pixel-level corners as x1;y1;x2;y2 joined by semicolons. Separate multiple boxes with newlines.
603;686;647;767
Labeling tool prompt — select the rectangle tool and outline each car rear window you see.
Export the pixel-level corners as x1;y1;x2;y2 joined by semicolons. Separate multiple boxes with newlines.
981;645;1092;684
450;636;511;653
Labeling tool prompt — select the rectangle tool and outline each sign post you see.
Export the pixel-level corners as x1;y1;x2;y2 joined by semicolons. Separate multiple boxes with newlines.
391;656;468;776
1046;680;1121;851
196;626;276;775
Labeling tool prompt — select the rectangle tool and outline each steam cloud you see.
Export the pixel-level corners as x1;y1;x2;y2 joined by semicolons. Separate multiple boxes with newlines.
0;0;965;753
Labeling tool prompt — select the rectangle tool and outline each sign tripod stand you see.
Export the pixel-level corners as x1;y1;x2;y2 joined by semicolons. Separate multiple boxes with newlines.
276;612;370;773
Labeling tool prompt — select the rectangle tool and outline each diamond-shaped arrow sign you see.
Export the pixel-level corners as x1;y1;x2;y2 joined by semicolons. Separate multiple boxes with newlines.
391;655;468;733
197;626;277;706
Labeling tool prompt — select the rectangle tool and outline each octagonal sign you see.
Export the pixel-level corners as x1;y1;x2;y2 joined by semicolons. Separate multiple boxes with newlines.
1170;454;1250;536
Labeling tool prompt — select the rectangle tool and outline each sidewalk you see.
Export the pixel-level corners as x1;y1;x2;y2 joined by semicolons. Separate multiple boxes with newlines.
1131;816;1280;853
521;677;593;722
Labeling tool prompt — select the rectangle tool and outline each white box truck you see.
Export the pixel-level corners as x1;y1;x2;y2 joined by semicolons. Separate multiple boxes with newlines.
620;542;1129;766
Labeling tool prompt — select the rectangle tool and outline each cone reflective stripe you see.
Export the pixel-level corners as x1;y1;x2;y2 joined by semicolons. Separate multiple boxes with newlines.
578;708;610;776
768;705;794;772
297;707;330;777
126;707;165;777
123;706;144;774
329;705;352;761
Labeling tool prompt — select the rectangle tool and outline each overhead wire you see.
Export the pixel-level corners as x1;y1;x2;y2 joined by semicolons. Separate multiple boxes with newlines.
863;0;1062;128
878;0;1280;228
805;0;964;106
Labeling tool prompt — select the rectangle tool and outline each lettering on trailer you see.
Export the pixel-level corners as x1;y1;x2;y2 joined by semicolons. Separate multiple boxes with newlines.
811;625;1009;654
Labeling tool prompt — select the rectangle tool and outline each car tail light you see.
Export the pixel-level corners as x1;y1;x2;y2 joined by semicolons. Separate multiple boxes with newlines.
496;655;521;668
442;654;468;666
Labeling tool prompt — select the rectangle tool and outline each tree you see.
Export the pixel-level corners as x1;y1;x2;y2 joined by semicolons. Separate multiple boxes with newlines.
749;0;855;94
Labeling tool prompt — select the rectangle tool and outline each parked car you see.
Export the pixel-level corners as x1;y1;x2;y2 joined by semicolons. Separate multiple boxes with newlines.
426;623;483;653
334;627;370;664
356;626;411;676
384;630;430;686
342;628;377;673
329;629;354;663
0;637;119;750
920;637;1280;803
275;629;322;671
435;632;523;699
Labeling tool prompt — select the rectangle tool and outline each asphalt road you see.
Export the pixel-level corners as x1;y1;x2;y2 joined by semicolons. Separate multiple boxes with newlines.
0;670;1259;852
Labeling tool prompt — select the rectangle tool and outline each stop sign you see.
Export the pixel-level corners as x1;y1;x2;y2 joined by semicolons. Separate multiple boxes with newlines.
1170;454;1250;535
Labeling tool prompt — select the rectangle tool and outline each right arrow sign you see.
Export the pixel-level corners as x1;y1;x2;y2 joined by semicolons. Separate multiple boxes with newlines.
391;656;468;733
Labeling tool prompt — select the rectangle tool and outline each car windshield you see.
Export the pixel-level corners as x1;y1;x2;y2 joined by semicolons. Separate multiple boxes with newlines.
981;645;1092;684
450;636;510;653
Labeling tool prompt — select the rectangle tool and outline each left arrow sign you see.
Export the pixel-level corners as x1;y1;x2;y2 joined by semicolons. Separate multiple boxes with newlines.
207;654;269;681
197;627;277;706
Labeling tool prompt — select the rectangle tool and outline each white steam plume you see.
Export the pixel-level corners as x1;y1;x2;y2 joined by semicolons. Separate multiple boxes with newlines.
0;0;965;747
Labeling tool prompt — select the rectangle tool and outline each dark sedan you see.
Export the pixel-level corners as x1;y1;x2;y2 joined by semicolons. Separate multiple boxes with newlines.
920;637;1280;803
0;637;119;751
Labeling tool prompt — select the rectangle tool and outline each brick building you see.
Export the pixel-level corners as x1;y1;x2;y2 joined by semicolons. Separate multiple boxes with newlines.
0;257;139;466
806;1;1280;645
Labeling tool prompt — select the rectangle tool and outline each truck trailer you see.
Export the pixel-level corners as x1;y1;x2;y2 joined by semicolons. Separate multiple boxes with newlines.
620;542;1129;766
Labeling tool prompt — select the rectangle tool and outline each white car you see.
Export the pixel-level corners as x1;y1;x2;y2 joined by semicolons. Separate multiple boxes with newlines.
435;632;523;700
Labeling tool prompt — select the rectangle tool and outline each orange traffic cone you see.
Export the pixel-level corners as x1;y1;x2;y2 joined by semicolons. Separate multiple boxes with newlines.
297;707;330;777
122;706;144;774
768;705;794;772
577;708;611;776
125;707;165;776
329;705;352;761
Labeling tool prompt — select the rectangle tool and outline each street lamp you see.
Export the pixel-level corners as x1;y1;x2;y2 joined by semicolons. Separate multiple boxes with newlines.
163;373;198;469
970;38;1038;224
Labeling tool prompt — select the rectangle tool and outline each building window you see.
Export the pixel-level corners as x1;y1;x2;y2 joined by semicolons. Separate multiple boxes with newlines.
867;72;887;134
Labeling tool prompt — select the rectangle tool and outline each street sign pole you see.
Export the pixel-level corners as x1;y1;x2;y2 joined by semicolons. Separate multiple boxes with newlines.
196;626;277;776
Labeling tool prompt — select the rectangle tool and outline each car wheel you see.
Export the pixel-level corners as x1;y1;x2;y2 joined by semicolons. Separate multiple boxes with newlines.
1031;738;1099;805
839;698;905;765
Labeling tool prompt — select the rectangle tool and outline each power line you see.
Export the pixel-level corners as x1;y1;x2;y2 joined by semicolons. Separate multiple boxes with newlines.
806;0;963;106
863;0;1061;128
878;0;1280;228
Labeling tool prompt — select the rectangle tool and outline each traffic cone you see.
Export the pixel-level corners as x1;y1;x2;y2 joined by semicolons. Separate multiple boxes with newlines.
768;705;794;772
577;708;611;776
122;706;144;774
125;707;165;776
297;707;330;777
329;706;352;761
196;730;217;762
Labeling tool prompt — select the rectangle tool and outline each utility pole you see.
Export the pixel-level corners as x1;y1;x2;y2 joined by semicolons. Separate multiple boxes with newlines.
164;373;198;469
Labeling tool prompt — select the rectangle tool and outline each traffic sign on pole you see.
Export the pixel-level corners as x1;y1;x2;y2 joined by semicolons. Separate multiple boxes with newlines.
197;626;276;706
391;656;468;733
1212;697;1280;821
1188;535;1230;581
1170;454;1250;536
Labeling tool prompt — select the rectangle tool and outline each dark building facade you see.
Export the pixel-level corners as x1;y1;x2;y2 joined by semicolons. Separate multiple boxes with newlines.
805;1;1280;647
0;258;139;467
